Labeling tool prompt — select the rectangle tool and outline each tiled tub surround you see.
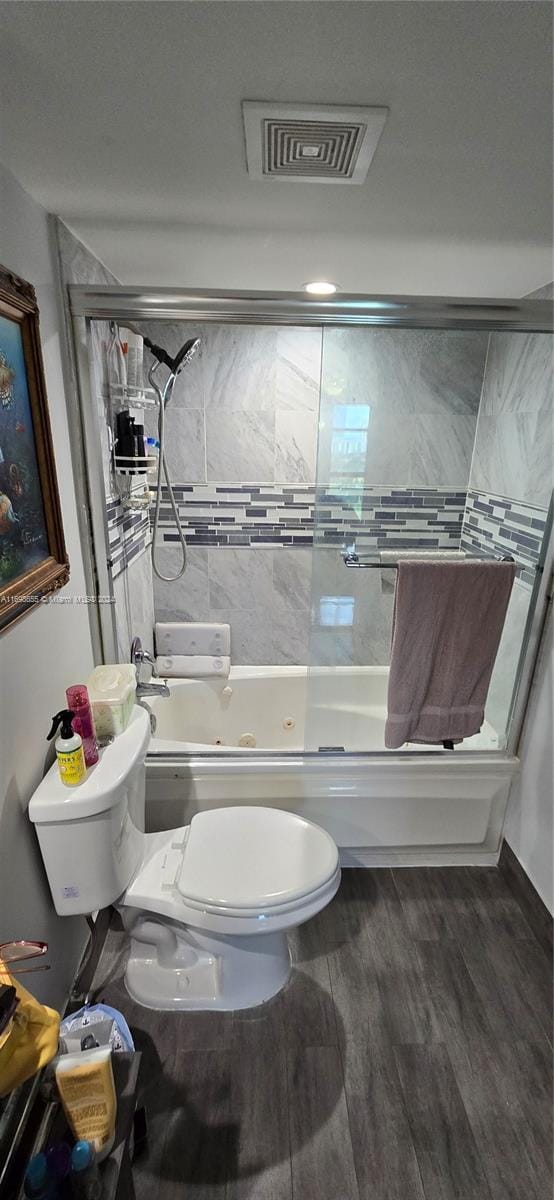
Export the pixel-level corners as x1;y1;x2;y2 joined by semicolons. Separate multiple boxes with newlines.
461;490;548;587
107;499;151;580
153;543;398;668
153;484;468;666
154;483;467;550
461;308;553;741
138;322;322;485
138;322;488;490
460;486;551;741
460;487;549;741
469;329;552;509
153;544;313;666
318;326;488;487
140;320;490;665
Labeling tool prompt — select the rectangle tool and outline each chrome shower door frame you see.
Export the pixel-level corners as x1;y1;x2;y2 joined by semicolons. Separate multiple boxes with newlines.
68;287;553;756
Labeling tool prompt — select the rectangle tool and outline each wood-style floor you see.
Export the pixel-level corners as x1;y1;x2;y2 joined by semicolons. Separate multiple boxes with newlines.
93;867;553;1200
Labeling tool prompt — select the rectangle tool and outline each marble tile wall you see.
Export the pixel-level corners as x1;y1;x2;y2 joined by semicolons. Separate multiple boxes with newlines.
112;547;156;663
142;321;489;663
468;327;552;508
309;547;394;668
153;544;312;666
140;322;489;490
139;322;322;484
318;327;488;487
462;287;553;741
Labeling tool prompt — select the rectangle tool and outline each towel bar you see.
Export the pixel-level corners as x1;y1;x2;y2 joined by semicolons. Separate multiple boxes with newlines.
343;551;516;568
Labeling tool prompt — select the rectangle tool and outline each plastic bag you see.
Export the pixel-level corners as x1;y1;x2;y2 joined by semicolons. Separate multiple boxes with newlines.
0;963;60;1098
59;1003;134;1054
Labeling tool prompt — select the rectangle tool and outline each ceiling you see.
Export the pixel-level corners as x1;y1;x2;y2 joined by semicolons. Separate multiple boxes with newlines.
1;1;552;293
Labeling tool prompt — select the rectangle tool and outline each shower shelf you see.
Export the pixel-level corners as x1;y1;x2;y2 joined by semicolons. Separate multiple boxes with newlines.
113;452;157;477
121;494;151;511
108;383;158;409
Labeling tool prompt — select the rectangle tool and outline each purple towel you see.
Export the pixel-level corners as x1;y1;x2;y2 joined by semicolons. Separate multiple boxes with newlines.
385;559;516;749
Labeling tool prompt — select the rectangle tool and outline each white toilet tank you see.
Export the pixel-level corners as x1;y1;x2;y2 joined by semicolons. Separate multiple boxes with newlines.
29;706;150;916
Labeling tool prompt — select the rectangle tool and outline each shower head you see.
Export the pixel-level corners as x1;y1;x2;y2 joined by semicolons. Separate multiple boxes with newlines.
144;335;201;376
172;337;201;375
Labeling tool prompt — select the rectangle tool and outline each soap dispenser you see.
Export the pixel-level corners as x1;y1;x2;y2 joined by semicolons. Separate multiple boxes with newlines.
47;710;86;787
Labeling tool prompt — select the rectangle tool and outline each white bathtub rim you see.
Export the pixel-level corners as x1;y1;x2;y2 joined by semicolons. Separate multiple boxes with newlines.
146;750;519;777
156;664;388;680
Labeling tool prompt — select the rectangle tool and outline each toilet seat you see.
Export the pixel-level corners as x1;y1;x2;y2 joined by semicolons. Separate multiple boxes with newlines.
123;807;340;935
177;807;339;914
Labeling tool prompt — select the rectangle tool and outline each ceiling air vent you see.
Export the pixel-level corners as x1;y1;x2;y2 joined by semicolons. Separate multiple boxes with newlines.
242;102;388;185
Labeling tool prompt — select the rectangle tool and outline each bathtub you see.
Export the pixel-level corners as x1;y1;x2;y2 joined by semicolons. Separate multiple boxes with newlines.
147;665;500;754
145;666;517;867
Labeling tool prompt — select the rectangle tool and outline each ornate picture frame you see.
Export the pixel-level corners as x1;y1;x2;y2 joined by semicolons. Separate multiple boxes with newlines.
0;266;69;633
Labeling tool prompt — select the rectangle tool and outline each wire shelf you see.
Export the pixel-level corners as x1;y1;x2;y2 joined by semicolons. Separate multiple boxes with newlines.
108;383;158;409
113;453;157;477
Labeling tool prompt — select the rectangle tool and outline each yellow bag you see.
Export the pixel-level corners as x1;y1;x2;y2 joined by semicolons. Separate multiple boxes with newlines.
0;963;60;1098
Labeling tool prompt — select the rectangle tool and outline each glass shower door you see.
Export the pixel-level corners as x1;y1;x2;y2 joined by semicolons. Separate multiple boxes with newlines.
305;322;552;753
305;325;400;752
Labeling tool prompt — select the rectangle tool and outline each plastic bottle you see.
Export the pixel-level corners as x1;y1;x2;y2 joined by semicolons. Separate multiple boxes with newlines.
66;686;99;768
45;1144;71;1189
23;1153;57;1199
120;328;144;392
70;1141;103;1200
133;422;146;459
46;710;86;787
106;325;127;396
114;410;136;460
146;437;159;479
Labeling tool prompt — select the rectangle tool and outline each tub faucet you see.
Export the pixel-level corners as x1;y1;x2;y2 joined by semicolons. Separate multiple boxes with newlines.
136;679;170;699
131;635;156;675
131;636;170;700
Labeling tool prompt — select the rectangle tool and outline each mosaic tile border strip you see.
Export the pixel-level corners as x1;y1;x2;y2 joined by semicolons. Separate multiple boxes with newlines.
107;498;151;579
460;489;548;587
156;483;466;550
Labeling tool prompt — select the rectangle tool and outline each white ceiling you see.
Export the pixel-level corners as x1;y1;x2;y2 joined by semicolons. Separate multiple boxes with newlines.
1;1;552;294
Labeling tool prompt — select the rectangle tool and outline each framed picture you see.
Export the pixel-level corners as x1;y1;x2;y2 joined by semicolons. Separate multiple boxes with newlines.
0;266;69;633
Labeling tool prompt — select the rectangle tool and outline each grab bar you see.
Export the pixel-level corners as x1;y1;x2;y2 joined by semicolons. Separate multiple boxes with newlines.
343;550;515;569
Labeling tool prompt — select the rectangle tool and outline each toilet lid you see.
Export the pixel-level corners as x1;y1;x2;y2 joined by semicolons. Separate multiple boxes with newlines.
177;807;339;912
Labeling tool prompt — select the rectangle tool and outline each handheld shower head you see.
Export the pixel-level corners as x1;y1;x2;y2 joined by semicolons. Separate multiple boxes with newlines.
145;332;201;583
120;322;201;377
172;337;201;375
144;335;200;376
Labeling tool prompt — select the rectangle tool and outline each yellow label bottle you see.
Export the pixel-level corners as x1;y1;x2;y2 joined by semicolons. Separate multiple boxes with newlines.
47;709;86;787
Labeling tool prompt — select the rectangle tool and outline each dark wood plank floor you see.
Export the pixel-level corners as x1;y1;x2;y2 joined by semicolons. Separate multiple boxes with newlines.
93;868;553;1199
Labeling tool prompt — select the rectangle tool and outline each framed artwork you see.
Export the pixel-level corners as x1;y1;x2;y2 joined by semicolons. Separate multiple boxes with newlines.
0;266;69;633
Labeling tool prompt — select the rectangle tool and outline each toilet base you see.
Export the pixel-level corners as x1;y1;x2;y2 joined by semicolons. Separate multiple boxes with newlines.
123;915;292;1011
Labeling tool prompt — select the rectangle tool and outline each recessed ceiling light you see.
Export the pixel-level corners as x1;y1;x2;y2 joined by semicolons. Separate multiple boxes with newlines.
303;281;338;296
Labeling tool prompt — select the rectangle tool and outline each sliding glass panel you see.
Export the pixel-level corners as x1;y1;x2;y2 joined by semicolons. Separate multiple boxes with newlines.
306;326;552;752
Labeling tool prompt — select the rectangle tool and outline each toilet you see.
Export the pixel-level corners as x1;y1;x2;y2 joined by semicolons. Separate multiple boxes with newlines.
29;706;341;1011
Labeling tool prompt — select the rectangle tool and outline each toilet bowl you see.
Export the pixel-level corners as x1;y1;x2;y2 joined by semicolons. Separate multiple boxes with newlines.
29;706;341;1012
120;806;340;1010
